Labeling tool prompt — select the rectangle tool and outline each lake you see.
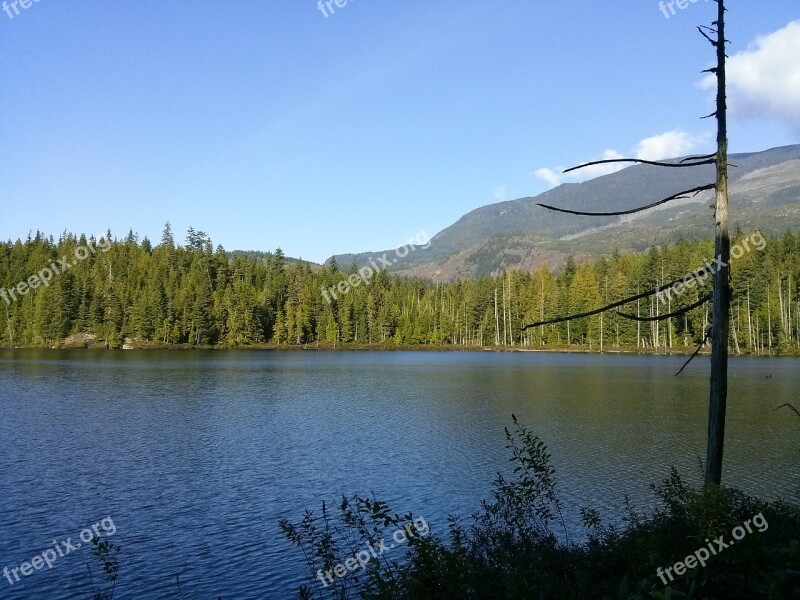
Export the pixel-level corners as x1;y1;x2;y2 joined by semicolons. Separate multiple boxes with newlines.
0;350;798;598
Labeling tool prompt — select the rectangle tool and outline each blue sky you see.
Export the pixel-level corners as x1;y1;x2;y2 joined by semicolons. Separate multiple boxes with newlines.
1;0;798;263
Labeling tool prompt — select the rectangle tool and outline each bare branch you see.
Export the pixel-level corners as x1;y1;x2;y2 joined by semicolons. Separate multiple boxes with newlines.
676;328;712;376
680;153;717;163
698;25;719;47
618;294;712;322
522;304;613;330
521;266;713;331
537;183;715;217
563;157;715;174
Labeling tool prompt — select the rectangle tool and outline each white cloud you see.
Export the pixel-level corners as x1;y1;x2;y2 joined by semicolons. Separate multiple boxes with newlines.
533;131;707;188
533;168;563;188
567;149;628;183
635;131;700;161
701;20;800;132
494;185;507;201
534;150;626;188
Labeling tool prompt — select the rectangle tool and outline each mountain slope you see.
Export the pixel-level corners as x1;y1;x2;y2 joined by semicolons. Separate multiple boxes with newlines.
332;144;800;279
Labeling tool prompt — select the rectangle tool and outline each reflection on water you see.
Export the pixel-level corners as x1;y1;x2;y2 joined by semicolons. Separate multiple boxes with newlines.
0;350;797;598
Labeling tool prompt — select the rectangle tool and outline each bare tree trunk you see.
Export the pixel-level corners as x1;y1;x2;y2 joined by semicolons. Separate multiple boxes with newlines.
788;273;793;341
668;293;673;350
767;287;773;350
540;277;545;346
600;312;604;352
502;276;508;347
731;318;740;355
494;288;500;346
747;283;753;351
756;317;760;355
684;313;689;347
655;293;660;351
779;277;785;337
637;284;641;348
706;0;730;486
650;296;656;350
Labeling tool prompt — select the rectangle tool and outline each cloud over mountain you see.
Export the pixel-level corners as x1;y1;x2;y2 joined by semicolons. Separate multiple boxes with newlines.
534;131;707;188
702;20;800;133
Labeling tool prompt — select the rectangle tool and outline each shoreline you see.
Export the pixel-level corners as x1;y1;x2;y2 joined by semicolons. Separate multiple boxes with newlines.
1;342;798;357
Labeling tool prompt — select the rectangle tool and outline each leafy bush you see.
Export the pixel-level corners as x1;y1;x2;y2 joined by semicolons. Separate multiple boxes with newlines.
86;535;121;600
281;417;800;599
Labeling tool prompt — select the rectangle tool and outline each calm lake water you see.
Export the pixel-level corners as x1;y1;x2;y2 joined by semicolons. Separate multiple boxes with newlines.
0;350;798;598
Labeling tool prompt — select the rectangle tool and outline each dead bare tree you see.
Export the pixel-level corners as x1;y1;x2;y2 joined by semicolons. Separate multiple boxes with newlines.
522;0;731;485
704;0;730;487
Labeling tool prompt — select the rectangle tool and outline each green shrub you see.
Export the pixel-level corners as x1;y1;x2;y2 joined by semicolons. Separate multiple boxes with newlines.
281;417;800;599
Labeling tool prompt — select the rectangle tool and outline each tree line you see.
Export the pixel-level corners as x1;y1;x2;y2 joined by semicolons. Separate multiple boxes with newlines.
1;224;798;353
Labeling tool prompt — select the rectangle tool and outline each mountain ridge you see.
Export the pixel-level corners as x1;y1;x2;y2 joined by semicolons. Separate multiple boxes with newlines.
330;144;800;280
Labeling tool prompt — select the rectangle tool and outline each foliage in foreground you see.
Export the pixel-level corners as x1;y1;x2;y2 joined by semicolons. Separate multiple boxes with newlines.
281;417;800;599
86;535;121;600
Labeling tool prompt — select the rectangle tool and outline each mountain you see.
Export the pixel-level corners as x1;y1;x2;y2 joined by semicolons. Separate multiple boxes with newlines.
331;144;800;280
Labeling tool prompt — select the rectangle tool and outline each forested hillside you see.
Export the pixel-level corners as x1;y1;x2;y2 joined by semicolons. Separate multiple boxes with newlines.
1;225;799;352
